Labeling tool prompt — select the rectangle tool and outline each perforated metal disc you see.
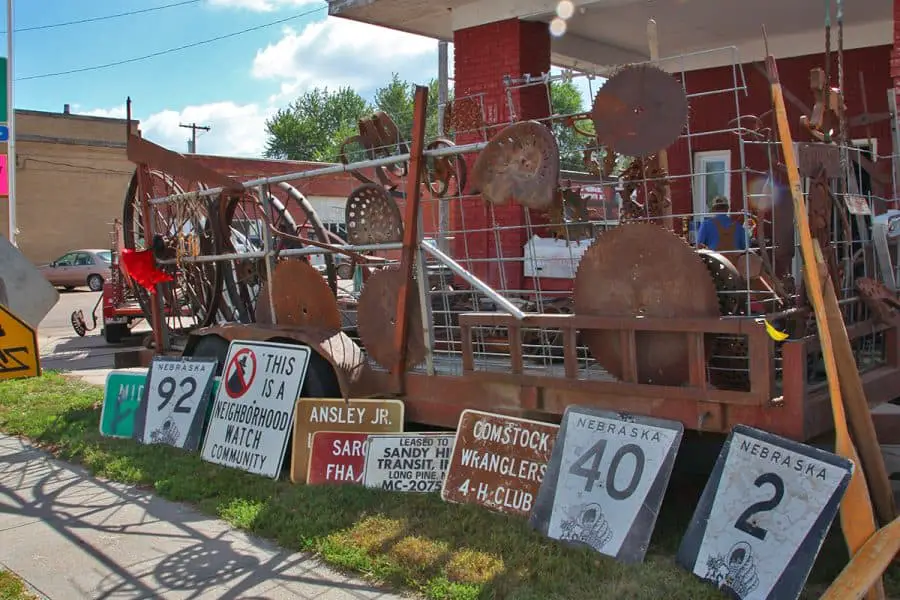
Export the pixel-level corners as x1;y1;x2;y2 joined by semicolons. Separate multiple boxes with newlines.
268;259;341;329
471;121;560;210
345;183;404;245
591;64;688;157
573;223;720;386
357;266;426;371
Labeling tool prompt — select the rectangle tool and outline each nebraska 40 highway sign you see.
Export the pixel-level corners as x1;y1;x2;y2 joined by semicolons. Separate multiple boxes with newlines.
676;425;853;600
530;406;684;564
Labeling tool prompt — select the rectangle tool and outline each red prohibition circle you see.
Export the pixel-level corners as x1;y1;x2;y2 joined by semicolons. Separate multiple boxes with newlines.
224;348;257;399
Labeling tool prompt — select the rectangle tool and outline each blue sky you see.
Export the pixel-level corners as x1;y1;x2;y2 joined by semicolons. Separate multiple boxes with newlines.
10;0;594;156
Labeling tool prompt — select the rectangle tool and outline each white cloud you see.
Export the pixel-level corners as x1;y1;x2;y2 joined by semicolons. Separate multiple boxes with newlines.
206;0;322;12
79;102;273;157
253;18;445;99
81;106;127;119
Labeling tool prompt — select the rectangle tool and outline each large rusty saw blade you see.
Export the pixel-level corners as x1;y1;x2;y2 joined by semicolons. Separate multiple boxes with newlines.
471;120;560;210
573;223;720;386
591;64;688;157
357;266;426;371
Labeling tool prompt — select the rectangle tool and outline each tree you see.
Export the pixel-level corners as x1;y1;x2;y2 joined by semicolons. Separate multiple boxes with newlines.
263;86;371;162
549;80;594;172
373;73;444;142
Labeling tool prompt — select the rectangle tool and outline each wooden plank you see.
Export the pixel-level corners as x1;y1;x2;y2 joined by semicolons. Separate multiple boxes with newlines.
392;86;430;389
766;52;885;598
817;243;897;527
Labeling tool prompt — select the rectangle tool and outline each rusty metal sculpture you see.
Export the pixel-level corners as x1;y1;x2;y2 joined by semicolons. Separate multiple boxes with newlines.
340;111;409;194
591;64;688;157
620;156;670;222
424;138;468;198
546;188;592;241
357;266;427;370
573;223;721;386
257;260;342;329
856;278;900;325
345;183;404;246
442;96;485;138
471;121;560;210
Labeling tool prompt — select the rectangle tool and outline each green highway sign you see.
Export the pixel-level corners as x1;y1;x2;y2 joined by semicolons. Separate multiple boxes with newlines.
0;57;7;123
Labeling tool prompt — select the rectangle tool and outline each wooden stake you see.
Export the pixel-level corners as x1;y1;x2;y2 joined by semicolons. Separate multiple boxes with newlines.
765;50;885;599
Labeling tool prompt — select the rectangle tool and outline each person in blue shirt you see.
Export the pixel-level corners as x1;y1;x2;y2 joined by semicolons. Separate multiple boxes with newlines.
697;195;747;252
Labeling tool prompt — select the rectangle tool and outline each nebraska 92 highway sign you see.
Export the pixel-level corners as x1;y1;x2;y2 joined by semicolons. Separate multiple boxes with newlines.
676;425;853;600
530;406;683;564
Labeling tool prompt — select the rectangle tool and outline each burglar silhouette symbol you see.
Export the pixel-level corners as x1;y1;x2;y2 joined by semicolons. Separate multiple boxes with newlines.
226;355;249;396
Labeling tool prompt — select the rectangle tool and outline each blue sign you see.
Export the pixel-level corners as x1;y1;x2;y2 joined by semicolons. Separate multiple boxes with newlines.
0;126;8;142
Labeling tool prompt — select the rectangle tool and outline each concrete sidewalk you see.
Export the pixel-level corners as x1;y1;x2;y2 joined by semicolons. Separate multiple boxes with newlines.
0;434;406;600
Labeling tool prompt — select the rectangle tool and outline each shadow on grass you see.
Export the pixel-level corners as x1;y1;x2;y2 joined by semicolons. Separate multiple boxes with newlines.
1;374;897;600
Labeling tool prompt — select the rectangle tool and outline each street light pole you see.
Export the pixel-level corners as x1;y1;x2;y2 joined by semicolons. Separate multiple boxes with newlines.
7;0;15;247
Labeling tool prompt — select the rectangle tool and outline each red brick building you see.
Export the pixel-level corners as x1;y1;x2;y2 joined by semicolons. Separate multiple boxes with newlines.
327;0;896;291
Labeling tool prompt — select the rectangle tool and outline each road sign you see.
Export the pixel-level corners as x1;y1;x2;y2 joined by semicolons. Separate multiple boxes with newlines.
291;398;404;483
0;304;39;381
201;341;310;479
100;370;146;438
0;235;59;329
441;410;559;519
307;431;370;484
363;433;455;493
530;406;684;564
676;425;853;600
0;57;7;122
0;127;8;143
133;357;217;451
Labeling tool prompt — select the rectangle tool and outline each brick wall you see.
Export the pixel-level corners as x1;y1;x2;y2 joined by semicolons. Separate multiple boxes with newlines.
453;18;552;291
894;0;900;87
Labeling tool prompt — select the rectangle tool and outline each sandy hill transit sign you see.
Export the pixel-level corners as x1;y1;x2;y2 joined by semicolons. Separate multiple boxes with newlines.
363;433;456;493
307;431;370;484
0;303;39;381
290;398;405;483
676;425;853;600
0;234;59;329
441;410;559;518
529;406;684;564
100;370;147;438
201;340;310;479
132;357;217;451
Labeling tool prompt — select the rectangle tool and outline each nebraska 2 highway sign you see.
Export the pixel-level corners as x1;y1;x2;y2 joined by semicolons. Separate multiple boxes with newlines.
676;425;853;600
530;406;683;564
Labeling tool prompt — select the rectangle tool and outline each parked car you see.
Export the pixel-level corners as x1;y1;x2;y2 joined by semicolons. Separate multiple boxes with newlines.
38;249;112;292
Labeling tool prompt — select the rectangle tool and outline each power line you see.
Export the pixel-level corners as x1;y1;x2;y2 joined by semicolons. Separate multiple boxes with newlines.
17;4;328;82
1;0;201;34
180;122;211;153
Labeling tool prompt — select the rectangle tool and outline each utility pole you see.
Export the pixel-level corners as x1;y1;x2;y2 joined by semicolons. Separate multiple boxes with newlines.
437;40;450;254
7;0;16;246
179;122;210;154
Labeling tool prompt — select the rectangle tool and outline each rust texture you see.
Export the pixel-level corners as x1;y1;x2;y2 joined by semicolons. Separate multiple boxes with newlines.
344;183;404;245
358;266;427;371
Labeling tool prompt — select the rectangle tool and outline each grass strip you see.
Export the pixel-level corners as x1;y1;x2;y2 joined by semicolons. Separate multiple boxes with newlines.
0;372;896;599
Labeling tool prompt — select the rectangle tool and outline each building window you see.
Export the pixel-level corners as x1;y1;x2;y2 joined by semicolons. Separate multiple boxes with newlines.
693;150;731;219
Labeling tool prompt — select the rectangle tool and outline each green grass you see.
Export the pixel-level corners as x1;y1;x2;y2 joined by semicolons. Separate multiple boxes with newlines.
0;569;37;600
0;372;896;600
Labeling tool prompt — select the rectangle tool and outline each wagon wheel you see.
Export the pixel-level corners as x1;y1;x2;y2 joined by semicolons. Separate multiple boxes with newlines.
423;138;468;198
122;169;223;331
218;182;337;324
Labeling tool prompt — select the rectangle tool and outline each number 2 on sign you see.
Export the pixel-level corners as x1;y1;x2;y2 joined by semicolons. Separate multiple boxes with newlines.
733;472;785;541
157;376;197;414
569;439;645;500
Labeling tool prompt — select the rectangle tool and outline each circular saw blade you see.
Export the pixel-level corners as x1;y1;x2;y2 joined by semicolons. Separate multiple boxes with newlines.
573;223;720;386
345;183;404;245
591;64;688;157
267;259;342;329
357;266;426;371
471;120;560;210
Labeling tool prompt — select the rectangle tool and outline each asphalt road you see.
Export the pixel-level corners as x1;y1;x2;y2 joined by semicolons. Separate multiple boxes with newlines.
36;289;146;383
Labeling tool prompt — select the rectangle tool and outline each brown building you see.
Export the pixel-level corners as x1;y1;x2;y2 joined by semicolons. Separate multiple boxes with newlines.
0;107;139;266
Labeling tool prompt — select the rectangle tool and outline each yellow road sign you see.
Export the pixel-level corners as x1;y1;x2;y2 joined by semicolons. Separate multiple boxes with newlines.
0;303;40;380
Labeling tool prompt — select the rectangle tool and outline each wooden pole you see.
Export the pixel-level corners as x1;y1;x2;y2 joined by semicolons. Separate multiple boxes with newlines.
765;46;885;599
392;85;429;390
647;19;674;232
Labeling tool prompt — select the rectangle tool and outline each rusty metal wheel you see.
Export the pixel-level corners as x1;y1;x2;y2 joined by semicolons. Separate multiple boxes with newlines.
219;181;337;324
122;169;223;331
